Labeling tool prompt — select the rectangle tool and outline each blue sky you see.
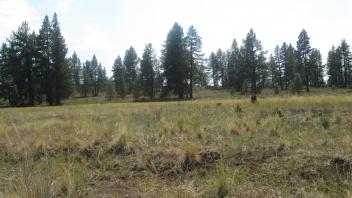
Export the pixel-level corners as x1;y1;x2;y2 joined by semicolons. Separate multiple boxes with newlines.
1;0;352;76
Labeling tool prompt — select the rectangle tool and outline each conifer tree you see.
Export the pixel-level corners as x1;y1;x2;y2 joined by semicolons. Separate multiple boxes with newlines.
51;13;71;105
282;43;296;89
161;23;188;99
70;52;81;93
226;39;239;89
339;40;351;86
296;29;311;92
140;43;156;99
242;29;266;94
37;15;53;104
185;25;204;98
112;56;127;98
123;47;138;94
309;49;324;87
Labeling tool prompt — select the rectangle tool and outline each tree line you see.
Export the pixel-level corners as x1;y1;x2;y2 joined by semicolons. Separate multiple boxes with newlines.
111;23;352;101
0;14;71;106
1;16;352;106
0;14;110;107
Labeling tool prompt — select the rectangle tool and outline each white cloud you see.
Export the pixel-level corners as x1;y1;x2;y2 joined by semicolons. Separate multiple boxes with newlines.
2;0;352;76
0;0;41;42
57;0;74;13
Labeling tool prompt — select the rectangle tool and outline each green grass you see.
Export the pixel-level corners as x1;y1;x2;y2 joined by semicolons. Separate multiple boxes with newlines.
1;89;352;197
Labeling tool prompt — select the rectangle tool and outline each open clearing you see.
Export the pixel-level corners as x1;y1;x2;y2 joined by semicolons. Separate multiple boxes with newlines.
1;94;352;197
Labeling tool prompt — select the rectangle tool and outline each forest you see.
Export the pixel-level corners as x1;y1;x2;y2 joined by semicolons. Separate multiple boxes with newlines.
0;13;351;107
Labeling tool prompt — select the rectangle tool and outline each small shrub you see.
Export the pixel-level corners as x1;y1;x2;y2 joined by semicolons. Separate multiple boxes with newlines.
272;107;283;117
234;104;242;113
274;87;279;95
108;128;130;155
251;95;257;104
320;116;330;129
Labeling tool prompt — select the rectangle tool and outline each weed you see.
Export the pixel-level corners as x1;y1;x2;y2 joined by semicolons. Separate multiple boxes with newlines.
272;107;284;117
234;104;242;113
108;127;130;155
320;116;330;129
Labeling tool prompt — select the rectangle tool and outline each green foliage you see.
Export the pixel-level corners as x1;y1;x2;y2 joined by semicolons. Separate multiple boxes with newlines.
272;107;284;117
140;43;156;99
123;47;139;94
106;79;115;101
112;56;127;98
161;23;188;99
241;29;266;94
241;79;250;95
320;116;330;129
234;104;242;113
70;52;81;93
186;25;206;98
291;73;303;93
209;49;226;88
296;29;311;92
274;87;279;95
226;39;240;90
327;40;352;87
309;49;324;87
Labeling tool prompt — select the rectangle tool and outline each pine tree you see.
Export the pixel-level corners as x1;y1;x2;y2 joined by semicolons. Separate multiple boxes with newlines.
140;43;156;99
327;46;337;86
97;63;107;95
123;47;138;94
37;15;53;105
339;40;351;86
0;43;12;103
226;39;239;89
185;25;204;98
296;29;311;92
209;52;220;88
269;54;279;88
216;49;227;88
242;29;266;94
51;13;71;105
82;60;92;97
308;49;324;87
70;52;81;93
273;45;284;89
282;43;295;89
6;22;39;106
161;22;188;99
91;55;99;96
153;58;163;96
112;56;127;98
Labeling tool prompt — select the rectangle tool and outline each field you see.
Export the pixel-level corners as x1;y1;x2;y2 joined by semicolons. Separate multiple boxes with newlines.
1;89;352;197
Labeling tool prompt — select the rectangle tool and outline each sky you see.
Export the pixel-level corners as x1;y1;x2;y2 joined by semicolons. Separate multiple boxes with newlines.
1;0;352;76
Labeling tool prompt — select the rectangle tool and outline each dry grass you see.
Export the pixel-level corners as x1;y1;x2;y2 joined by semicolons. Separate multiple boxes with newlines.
1;94;352;197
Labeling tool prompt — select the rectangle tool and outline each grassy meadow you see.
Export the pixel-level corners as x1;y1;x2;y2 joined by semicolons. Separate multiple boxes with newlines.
1;89;352;197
